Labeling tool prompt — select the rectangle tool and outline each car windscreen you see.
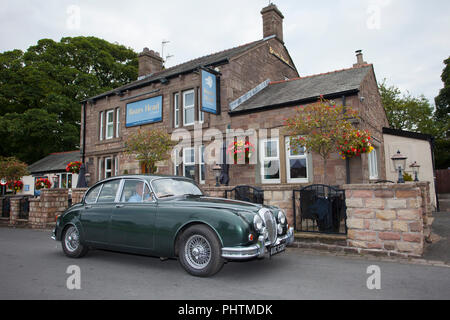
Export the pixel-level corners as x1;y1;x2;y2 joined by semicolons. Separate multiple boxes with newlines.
152;179;203;198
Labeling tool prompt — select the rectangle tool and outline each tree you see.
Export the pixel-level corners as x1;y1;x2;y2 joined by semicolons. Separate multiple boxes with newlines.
284;97;368;183
0;36;138;164
125;128;176;174
0;156;29;183
379;80;436;135
435;56;450;128
380;79;450;169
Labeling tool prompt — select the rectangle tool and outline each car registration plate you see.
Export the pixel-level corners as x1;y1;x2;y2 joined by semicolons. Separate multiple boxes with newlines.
270;243;286;256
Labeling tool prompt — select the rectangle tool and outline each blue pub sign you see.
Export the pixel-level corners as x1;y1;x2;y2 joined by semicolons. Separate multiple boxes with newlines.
201;69;220;115
126;95;163;127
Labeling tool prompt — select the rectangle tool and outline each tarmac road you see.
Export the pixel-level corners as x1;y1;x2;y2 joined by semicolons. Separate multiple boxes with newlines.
1;227;449;300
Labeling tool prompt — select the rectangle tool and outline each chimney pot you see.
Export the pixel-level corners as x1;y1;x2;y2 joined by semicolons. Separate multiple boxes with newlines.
261;4;284;43
353;50;367;67
138;47;164;77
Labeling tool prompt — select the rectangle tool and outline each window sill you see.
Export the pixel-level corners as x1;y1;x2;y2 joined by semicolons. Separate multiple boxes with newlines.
96;137;123;145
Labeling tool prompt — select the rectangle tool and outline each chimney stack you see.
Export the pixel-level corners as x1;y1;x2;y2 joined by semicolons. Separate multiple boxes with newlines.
138;47;164;78
353;50;367;67
261;4;284;43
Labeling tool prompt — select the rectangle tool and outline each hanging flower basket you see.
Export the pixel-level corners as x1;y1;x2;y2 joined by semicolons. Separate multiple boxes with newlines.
227;140;255;164
7;180;24;192
337;129;373;159
66;161;82;174
35;178;51;190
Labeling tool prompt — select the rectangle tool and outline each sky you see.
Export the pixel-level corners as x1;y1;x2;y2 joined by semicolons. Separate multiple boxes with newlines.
1;0;449;103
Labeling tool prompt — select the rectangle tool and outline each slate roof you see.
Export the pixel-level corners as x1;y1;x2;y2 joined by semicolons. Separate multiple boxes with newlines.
28;151;80;175
230;65;372;114
84;38;270;102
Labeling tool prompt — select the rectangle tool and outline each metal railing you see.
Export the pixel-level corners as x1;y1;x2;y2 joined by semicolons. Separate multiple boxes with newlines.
1;197;10;218
225;186;264;205
293;184;347;235
18;197;30;220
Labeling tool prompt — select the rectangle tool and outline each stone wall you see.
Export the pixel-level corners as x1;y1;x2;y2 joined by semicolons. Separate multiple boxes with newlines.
28;189;69;229
343;182;431;257
202;184;305;227
72;188;88;205
9;198;20;226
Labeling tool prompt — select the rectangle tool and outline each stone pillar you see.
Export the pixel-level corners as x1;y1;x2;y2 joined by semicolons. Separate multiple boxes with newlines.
29;189;69;229
9;198;20;226
72;188;89;205
344;183;425;257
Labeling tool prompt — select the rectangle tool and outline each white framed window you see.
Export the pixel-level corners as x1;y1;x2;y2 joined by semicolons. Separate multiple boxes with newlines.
199;145;205;184
285;136;309;183
183;90;195;126
98;158;103;181
99;111;104;141
114;156;119;176
174;93;180;128
368;148;379;180
173;148;181;176
115;108;120;138
198;89;204;124
183;148;195;180
106;110;114;140
105;157;112;178
57;173;72;189
260;138;280;183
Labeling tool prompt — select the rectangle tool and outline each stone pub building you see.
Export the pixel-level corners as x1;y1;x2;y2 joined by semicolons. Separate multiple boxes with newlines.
80;4;389;205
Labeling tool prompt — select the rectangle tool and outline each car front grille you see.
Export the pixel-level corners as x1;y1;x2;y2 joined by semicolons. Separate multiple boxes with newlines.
260;208;277;245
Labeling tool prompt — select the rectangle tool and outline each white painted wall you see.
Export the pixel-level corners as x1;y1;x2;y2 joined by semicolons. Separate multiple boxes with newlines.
383;133;437;209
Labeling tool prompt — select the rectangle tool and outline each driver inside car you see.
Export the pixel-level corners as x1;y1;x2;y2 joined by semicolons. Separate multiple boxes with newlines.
128;182;152;203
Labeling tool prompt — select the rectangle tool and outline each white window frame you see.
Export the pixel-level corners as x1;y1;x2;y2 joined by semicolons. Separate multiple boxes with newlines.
183;147;196;180
198;89;204;124
368;148;379;180
105;157;112;179
98;158;103;181
57;173;73;189
174;93;180;128
115;108;120;138
106;110;114;140
260;138;281;184
183;90;195;126
114;156;119;176
285;136;309;183
199;145;205;184
99;111;104;141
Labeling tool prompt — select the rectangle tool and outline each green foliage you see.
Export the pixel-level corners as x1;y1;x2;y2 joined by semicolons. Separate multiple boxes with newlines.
284;97;364;182
403;172;413;182
0;156;29;182
380;78;450;169
125;129;176;174
435;56;450;127
0;36;138;164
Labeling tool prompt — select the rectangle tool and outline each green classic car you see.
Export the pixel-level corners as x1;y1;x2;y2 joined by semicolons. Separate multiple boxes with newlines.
52;175;294;277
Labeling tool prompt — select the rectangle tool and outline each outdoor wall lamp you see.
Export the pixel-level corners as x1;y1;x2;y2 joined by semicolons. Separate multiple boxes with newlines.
85;173;91;186
391;150;407;183
212;164;222;187
52;176;59;188
409;161;420;182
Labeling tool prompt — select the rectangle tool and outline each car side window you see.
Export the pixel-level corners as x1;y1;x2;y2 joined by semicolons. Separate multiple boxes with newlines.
120;180;153;203
85;184;102;204
97;180;121;203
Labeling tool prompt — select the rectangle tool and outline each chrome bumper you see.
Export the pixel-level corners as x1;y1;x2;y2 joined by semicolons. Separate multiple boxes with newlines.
221;227;294;260
51;228;56;241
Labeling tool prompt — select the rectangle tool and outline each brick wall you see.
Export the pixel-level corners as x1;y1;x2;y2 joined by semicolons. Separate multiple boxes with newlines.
343;182;431;257
72;188;88;205
29;189;69;229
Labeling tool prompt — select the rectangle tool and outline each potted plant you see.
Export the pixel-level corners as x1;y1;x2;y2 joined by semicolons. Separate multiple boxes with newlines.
337;129;374;159
7;180;24;194
66;161;82;174
35;178;52;190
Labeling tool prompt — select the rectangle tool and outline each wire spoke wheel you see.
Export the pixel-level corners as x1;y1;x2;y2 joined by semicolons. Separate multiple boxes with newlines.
64;226;80;253
184;234;212;270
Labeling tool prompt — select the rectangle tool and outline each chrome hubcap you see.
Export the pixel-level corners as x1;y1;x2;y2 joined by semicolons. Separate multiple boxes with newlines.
185;235;211;270
65;227;79;253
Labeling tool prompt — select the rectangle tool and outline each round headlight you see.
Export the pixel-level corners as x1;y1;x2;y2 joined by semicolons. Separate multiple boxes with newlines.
278;210;286;225
253;215;264;232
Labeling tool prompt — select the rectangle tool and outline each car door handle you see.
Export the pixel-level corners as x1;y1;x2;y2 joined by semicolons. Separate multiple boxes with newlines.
85;205;92;210
115;204;124;209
